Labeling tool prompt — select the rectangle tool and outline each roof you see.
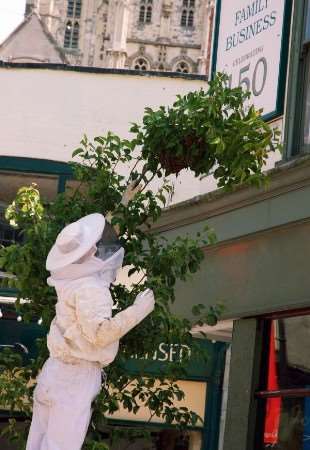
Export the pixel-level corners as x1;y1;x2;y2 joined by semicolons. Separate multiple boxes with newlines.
0;59;207;81
0;12;67;64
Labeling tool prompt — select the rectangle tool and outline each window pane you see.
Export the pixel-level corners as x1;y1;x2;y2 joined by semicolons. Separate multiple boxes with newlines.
0;171;59;283
146;6;152;23
96;427;202;449
181;10;187;27
75;0;82;18
0;206;21;248
139;5;145;22
305;2;310;43
303;55;310;147
67;0;74;17
72;22;79;49
267;317;310;390
188;10;194;27
0;171;58;204
64;22;72;48
133;57;148;71
108;379;207;426
262;396;310;450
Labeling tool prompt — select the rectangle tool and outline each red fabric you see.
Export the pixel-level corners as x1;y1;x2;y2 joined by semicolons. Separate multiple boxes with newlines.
264;322;281;444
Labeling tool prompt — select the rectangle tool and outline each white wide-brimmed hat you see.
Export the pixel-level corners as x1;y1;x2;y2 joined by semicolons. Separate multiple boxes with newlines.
46;213;105;272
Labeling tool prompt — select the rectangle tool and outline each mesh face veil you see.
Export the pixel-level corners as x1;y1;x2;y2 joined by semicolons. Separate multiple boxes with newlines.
95;222;122;262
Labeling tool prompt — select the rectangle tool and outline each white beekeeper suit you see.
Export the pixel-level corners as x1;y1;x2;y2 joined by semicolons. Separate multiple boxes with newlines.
26;213;155;450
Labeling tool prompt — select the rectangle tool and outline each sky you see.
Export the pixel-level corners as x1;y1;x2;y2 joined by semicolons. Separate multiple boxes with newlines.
0;0;26;44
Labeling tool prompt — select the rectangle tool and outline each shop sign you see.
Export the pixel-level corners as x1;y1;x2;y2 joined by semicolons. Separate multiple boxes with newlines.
125;339;224;380
130;342;191;363
212;0;292;119
0;303;226;381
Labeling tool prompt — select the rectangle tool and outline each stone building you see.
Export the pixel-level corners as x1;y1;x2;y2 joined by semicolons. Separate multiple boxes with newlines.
0;0;215;75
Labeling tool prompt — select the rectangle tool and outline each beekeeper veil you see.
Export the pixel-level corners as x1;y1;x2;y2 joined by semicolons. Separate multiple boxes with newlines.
94;221;124;285
95;221;122;262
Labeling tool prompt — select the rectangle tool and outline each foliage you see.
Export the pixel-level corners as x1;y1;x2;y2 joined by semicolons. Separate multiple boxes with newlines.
0;74;276;447
132;73;281;188
0;133;216;448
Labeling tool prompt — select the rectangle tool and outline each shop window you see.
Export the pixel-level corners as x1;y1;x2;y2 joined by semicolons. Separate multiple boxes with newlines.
96;426;202;449
181;0;195;28
0;171;58;205
0;171;59;283
139;0;153;24
256;315;310;449
0;205;21;248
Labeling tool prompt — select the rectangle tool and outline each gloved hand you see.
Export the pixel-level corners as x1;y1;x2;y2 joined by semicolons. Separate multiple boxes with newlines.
134;288;155;316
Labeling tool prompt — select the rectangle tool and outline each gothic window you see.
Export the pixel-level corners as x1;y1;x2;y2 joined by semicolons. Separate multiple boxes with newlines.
64;0;82;49
175;61;191;73
188;10;194;27
139;5;145;22
181;0;195;27
72;22;80;48
75;0;82;18
67;0;74;17
133;57;149;71
64;21;72;47
139;0;153;24
67;0;82;18
64;21;80;49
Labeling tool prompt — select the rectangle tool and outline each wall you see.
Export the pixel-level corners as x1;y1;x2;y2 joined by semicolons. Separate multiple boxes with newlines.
128;0;206;46
0;64;282;205
0;65;208;203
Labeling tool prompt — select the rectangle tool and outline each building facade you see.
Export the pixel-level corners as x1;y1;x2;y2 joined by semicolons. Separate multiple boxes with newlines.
154;1;310;449
16;0;214;74
4;0;310;448
0;64;229;450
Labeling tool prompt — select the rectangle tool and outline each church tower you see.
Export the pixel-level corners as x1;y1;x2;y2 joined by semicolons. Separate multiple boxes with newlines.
22;0;215;74
105;0;130;68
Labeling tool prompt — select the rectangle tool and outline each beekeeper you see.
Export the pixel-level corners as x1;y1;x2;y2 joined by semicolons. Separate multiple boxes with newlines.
26;209;155;450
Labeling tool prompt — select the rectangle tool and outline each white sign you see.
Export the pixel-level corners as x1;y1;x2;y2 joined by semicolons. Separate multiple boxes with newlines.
214;0;287;117
130;342;191;363
108;379;207;425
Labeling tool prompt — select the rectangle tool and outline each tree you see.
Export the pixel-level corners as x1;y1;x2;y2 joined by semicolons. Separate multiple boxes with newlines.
0;74;280;449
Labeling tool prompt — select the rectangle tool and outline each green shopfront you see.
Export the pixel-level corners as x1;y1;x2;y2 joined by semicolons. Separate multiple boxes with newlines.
149;0;310;449
0;303;226;450
0;156;227;450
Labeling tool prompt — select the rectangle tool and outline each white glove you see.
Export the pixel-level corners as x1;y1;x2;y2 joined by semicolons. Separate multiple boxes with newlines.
134;288;155;316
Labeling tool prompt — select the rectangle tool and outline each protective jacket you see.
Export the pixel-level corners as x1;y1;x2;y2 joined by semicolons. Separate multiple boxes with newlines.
46;248;154;367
